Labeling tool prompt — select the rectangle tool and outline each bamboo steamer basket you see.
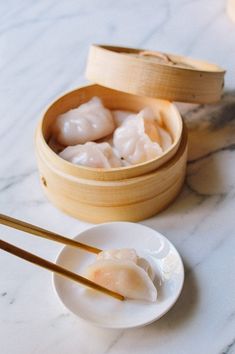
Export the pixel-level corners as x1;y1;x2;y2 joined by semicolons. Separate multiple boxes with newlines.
86;45;225;103
37;84;183;181
36;121;187;223
35;45;225;222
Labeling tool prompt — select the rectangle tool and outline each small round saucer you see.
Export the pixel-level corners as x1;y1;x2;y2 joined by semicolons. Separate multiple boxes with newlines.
53;222;184;329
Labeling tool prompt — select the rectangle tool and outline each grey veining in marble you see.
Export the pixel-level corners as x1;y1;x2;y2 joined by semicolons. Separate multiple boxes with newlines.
0;1;235;354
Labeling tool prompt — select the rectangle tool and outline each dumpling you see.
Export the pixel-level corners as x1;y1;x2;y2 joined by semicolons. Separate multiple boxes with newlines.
158;126;172;151
53;97;115;146
97;248;155;281
113;108;163;165
97;248;138;263
143;109;162;145
137;257;155;282
86;248;157;301
113;108;161;144
86;259;157;302
59;142;122;168
112;109;172;153
112;110;135;127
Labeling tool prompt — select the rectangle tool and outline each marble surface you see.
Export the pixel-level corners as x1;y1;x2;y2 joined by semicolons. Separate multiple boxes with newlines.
0;1;235;353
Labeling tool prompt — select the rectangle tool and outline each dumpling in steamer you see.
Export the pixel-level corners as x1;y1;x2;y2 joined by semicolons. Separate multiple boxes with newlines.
112;108;172;153
59;142;122;168
86;259;157;302
112;110;135;127
53;97;115;146
158;126;172;151
113;108;163;165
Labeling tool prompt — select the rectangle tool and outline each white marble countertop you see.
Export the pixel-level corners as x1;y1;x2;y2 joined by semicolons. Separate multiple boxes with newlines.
1;1;235;353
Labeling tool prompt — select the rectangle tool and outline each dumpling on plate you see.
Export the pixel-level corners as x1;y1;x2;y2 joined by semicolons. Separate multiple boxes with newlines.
113;108;163;165
97;248;138;263
86;259;157;302
59;142;122;168
97;248;155;281
87;248;157;302
53;97;115;146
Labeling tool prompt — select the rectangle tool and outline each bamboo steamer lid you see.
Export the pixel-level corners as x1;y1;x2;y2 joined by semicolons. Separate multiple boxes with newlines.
86;44;225;103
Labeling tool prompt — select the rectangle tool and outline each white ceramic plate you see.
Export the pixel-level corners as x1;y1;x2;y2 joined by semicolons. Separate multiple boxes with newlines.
53;222;184;329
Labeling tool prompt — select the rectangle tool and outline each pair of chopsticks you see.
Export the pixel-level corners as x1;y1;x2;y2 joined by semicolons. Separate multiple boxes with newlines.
0;214;124;301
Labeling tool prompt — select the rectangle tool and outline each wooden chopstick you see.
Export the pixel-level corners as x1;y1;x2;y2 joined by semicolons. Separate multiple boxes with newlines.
0;238;124;301
0;214;101;254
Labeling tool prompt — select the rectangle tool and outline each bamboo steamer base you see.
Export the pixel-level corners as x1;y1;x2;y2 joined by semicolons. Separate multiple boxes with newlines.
37;127;187;207
42;172;185;223
36;125;188;223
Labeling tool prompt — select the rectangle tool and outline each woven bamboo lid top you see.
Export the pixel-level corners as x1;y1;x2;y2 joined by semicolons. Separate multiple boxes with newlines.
86;44;225;103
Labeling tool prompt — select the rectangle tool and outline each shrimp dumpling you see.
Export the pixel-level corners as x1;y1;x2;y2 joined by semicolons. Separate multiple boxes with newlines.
113;108;163;165
53;97;115;146
86;259;157;302
97;248;138;263
97;248;155;281
112;110;135;127
158;126;172;151
59;142;122;168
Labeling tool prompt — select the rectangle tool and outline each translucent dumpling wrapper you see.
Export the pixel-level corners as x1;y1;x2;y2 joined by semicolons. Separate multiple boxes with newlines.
59;142;122;169
97;248;155;281
113;108;164;165
87;248;156;301
158;127;172;151
86;259;157;302
113;108;162;144
112;110;135;127
53;97;115;146
96;133;131;167
97;248;138;263
137;257;155;282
